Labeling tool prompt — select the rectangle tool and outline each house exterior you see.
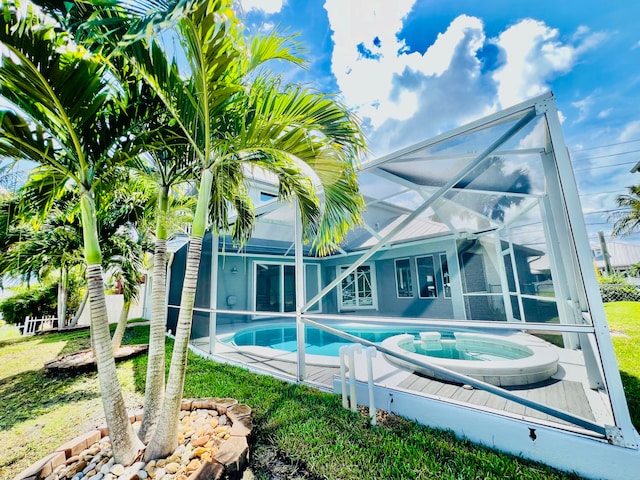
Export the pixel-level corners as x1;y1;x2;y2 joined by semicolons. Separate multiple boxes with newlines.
593;240;640;276
160;93;640;480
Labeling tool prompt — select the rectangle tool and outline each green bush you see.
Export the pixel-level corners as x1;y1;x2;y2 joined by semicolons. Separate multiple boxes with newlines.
600;283;640;302
0;277;83;325
0;283;57;324
598;275;640;302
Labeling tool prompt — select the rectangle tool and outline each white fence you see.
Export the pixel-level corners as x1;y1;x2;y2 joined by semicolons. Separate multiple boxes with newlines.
19;315;57;335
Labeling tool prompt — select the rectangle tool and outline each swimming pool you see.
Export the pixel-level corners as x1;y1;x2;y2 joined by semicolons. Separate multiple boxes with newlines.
220;322;560;386
221;322;418;356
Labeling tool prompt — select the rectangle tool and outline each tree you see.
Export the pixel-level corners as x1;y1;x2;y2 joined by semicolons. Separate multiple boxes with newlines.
611;185;640;237
1;0;366;464
0;2;160;463
126;0;367;459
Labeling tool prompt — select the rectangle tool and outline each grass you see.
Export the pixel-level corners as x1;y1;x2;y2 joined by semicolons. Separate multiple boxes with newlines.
603;301;640;429
0;327;144;479
3;304;640;480
0;320;21;341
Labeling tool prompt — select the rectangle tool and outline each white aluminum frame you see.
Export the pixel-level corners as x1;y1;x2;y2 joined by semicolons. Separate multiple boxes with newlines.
176;92;640;479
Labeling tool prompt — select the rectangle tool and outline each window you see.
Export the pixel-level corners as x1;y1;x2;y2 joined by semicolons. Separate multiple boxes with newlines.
253;262;321;313
339;265;377;309
255;263;295;312
416;256;437;298
440;253;452;298
394;258;414;298
259;191;278;202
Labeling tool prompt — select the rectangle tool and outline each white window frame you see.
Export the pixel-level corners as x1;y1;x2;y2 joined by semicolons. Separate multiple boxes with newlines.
337;264;378;311
252;260;322;314
416;255;438;299
394;258;414;299
439;253;452;299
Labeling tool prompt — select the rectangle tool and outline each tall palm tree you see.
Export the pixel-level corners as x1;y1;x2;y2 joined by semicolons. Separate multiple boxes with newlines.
0;3;161;463
611;185;640;237
126;0;367;459
3;0;366;463
134;144;197;442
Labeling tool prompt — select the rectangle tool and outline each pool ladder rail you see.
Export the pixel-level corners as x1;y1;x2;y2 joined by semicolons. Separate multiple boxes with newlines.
339;344;378;425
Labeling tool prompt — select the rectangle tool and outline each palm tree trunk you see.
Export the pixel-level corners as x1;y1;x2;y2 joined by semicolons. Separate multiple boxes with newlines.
145;171;212;460
68;288;89;328
81;194;143;464
57;267;68;330
111;299;131;353
139;186;170;443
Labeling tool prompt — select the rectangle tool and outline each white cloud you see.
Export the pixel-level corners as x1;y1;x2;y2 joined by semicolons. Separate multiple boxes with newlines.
598;108;613;119
323;0;417;128
240;0;285;14
572;95;593;123
492;20;603;109
619;120;640;142
323;3;603;157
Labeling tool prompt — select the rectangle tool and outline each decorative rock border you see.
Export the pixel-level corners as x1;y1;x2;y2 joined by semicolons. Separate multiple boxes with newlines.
14;398;253;480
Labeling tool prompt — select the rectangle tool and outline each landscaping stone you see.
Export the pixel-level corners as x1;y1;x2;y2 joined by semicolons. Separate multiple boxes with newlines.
14;399;253;480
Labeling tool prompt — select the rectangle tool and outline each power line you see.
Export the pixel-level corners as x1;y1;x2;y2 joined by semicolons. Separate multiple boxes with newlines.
578;190;627;197
583;208;630;215
573;138;640;152
573;160;639;172
572;148;640;162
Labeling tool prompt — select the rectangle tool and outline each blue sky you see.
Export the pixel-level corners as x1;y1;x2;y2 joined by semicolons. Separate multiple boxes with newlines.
239;0;640;246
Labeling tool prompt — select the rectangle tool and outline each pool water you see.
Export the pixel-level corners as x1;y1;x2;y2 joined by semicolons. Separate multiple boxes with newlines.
225;324;418;356
410;339;531;361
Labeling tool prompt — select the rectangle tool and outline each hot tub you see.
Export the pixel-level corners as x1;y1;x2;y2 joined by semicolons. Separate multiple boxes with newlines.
380;331;559;386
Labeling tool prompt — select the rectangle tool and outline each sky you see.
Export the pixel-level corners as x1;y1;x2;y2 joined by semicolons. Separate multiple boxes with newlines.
238;0;640;246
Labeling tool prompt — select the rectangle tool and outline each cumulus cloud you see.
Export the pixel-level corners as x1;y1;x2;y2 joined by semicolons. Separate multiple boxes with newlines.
619;120;640;142
323;1;603;157
240;0;285;14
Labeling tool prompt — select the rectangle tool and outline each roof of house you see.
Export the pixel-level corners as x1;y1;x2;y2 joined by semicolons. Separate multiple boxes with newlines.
593;241;640;269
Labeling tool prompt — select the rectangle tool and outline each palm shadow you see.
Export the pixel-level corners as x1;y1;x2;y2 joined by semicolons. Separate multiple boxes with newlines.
0;368;100;430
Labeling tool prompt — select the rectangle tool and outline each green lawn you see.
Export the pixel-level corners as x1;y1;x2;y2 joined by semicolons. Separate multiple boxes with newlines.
603;301;640;429
5;304;640;480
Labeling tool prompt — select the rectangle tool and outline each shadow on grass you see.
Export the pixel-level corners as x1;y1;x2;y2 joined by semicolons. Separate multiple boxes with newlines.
0;325;151;431
620;370;640;430
0;368;100;430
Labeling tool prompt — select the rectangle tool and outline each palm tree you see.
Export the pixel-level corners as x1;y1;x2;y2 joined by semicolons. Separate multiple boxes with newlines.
611;185;640;237
2;0;366;463
133;144;197;442
0;3;160;463
125;0;367;459
0;171;85;328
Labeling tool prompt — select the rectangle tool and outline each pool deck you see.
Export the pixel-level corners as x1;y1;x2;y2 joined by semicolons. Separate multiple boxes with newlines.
191;335;614;431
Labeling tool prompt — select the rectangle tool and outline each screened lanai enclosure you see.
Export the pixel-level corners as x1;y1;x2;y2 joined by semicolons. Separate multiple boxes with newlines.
162;93;640;478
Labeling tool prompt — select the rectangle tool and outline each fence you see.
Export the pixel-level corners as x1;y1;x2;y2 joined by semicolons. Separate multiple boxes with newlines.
19;315;57;335
599;284;640;303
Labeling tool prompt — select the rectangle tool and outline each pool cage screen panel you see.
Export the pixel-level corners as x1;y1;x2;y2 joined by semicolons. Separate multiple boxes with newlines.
168;93;638;468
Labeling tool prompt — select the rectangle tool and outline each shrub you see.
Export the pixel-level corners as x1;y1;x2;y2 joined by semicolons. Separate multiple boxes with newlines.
599;283;640;303
0;283;57;324
0;277;83;325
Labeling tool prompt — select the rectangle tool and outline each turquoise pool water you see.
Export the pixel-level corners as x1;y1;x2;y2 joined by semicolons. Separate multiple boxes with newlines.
223;323;419;356
409;339;531;361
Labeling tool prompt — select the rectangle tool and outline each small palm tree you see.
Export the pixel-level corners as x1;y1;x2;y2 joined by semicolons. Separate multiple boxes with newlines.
611;185;640;237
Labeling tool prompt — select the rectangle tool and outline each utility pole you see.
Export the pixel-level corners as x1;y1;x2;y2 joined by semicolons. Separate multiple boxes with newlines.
598;231;613;276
